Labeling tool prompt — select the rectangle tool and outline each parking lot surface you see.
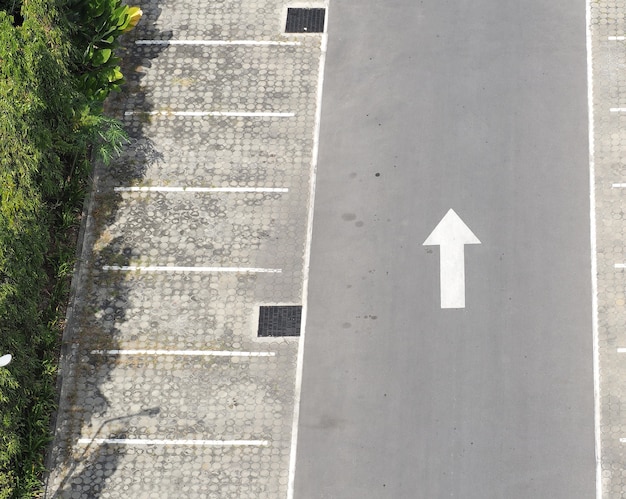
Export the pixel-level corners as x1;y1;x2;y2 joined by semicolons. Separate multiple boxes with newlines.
44;0;326;496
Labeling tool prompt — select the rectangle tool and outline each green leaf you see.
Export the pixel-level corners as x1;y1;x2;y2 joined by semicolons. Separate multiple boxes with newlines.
91;48;112;66
107;66;123;83
113;5;129;25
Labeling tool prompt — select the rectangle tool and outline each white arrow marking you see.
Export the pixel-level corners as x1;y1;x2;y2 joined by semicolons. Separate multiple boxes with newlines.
423;209;481;309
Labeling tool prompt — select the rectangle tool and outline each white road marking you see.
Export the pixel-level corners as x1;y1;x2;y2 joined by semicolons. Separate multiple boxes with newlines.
91;349;275;357
614;264;626;269
136;39;300;46
423;209;481;309
102;265;282;273
587;0;602;495
287;4;330;498
610;108;626;112
113;186;288;193
608;36;625;40
617;348;626;353
124;110;294;117
611;183;626;188
78;438;269;446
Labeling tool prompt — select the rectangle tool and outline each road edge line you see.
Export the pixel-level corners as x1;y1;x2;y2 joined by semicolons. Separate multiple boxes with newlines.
287;8;330;499
586;0;602;496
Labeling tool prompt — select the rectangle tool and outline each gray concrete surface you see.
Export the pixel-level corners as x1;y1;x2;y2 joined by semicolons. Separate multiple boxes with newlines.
294;1;596;498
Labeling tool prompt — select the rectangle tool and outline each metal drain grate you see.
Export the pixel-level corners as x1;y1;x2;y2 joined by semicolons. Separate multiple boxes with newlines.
285;8;325;33
258;306;302;337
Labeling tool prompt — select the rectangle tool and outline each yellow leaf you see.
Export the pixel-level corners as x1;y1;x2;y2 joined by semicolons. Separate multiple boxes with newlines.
122;7;143;33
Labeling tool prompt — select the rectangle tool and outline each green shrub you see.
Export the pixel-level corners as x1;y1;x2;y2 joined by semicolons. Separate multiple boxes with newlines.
0;0;137;493
65;0;142;107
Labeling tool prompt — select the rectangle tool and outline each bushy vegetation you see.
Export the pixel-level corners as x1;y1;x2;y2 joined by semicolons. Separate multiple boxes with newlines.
0;0;137;495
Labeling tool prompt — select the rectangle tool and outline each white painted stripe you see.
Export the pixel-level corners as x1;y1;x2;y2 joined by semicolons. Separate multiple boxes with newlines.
610;108;626;112
78;438;268;446
609;36;626;41
91;349;275;357
102;265;281;273
615;264;626;269
136;39;300;46
611;183;626;188
114;186;288;193
287;4;330;498
124;110;294;117
586;0;602;496
617;348;626;353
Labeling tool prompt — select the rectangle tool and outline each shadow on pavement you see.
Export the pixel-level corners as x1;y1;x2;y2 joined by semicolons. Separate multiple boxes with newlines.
52;408;160;497
45;4;172;497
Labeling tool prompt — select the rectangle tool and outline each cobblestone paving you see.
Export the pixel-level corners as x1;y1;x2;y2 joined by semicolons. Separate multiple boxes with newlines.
44;0;324;496
590;1;626;496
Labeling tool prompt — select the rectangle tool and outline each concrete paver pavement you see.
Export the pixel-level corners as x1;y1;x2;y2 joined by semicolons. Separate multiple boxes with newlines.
44;0;325;496
590;2;626;496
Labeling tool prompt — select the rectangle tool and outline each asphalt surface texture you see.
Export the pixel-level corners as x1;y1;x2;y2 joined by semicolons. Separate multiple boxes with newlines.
294;1;596;498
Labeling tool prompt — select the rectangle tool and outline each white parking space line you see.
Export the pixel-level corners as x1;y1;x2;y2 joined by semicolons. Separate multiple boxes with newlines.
102;265;282;273
614;264;626;269
113;186;288;193
77;438;269;446
610;108;626;112
91;349;275;357
616;348;626;353
136;40;301;46
611;183;626;188
608;36;626;40
124;110;294;118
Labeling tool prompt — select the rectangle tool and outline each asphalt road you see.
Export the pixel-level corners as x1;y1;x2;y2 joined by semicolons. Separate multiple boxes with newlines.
294;1;596;498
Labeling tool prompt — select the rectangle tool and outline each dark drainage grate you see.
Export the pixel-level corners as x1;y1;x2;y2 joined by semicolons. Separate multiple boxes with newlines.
258;306;302;337
285;8;325;33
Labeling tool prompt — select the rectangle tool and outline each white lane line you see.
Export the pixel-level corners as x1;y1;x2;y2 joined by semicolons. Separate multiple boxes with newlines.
91;349;275;357
102;265;282;273
609;36;626;40
124;110;294;117
78;438;269;446
136;39;300;46
587;0;602;496
610;108;626;112
114;186;288;193
287;3;330;498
